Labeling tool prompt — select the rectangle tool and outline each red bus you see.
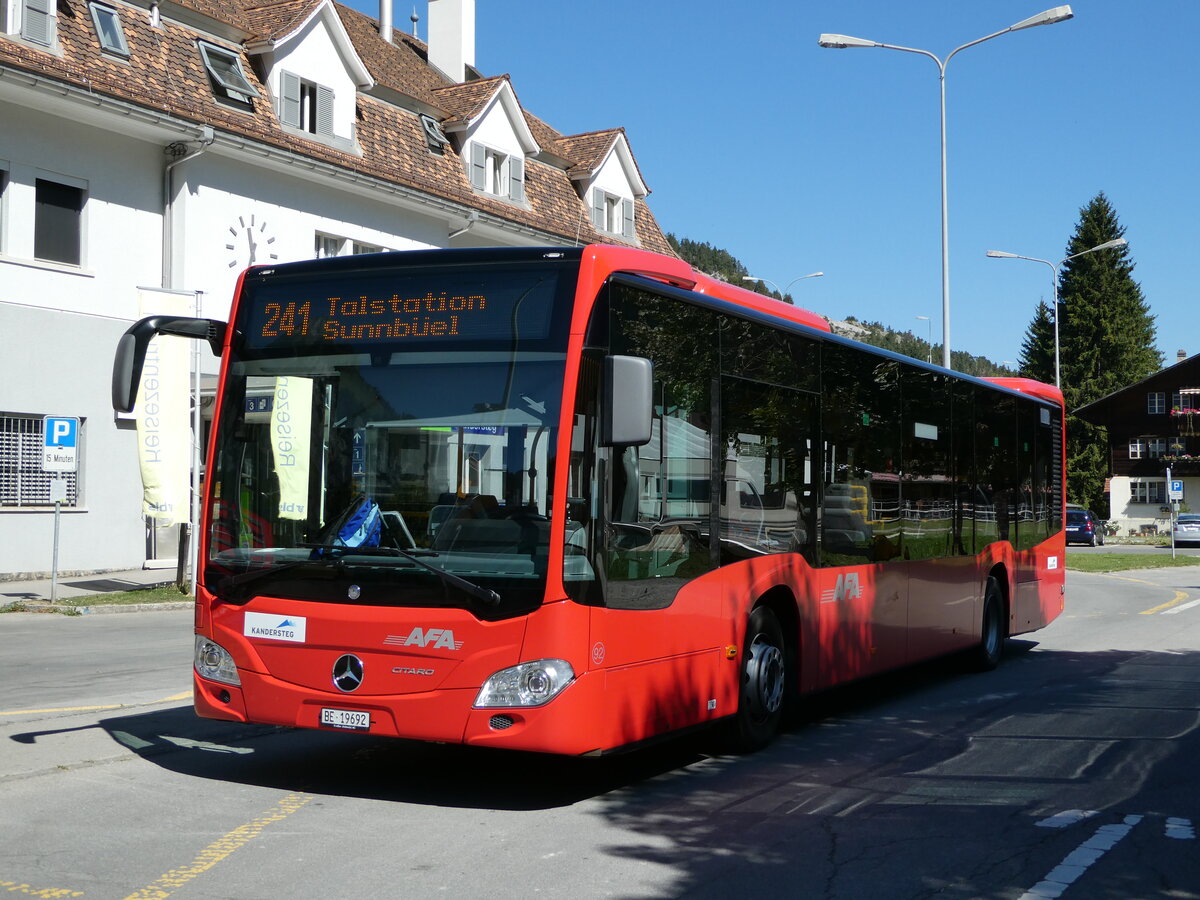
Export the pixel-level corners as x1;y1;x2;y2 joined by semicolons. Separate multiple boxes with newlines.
112;245;1065;755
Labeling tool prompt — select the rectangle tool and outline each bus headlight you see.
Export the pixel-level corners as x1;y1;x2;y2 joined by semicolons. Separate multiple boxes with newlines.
474;659;575;708
194;636;240;686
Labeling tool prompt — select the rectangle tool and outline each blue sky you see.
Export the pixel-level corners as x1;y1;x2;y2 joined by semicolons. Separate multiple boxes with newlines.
352;0;1199;367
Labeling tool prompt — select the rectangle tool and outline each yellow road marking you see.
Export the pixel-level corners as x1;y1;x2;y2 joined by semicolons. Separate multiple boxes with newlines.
1140;590;1190;615
122;793;313;900
0;691;192;717
0;882;83;898
1087;572;1190;615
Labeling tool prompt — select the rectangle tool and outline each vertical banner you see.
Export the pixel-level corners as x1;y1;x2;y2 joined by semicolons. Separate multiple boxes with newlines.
272;376;313;520
136;290;192;525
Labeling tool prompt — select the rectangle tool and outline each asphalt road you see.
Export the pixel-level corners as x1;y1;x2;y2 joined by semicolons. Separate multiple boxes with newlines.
2;569;1198;899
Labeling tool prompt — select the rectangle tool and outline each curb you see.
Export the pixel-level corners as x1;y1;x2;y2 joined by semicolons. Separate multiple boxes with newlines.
2;600;193;615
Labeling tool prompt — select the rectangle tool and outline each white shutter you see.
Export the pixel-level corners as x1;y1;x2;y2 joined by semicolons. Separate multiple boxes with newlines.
22;0;54;45
469;143;487;191
591;189;605;229
621;198;635;239
508;155;525;203
279;71;301;127
316;85;334;137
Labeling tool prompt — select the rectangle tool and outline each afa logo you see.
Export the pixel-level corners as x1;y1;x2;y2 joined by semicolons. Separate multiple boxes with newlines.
820;572;863;605
385;627;464;650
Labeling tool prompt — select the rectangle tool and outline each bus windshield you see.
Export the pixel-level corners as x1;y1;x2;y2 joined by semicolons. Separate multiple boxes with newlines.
203;256;575;617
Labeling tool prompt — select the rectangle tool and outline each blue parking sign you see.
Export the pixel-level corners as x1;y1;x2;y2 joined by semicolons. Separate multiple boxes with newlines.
43;417;79;473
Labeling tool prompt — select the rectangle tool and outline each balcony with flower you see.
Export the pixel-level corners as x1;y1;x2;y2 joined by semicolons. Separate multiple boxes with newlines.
1171;409;1200;435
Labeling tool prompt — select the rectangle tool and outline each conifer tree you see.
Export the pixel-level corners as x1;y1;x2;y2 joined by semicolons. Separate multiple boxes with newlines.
1018;301;1056;384
1056;193;1162;511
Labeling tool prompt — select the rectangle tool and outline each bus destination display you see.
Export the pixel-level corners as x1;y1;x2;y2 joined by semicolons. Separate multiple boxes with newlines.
242;278;556;349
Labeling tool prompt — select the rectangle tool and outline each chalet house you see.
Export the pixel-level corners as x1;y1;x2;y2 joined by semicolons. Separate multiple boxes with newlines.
0;0;671;577
1076;351;1200;532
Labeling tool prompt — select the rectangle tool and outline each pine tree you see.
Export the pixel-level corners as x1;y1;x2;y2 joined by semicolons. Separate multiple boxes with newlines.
1057;193;1162;511
1018;300;1056;384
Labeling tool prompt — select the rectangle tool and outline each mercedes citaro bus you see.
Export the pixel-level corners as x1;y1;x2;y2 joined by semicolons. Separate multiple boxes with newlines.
112;245;1065;755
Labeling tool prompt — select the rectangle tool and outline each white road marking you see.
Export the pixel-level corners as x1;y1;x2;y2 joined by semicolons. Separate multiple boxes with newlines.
1165;817;1195;840
1019;815;1143;899
1035;810;1099;829
1162;598;1200;615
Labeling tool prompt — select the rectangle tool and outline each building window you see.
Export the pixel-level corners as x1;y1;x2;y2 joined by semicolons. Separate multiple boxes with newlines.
198;42;258;105
1129;438;1143;459
19;0;56;46
35;178;84;266
468;142;524;202
88;2;129;56
279;71;333;137
1130;481;1165;505
420;114;450;154
590;188;634;239
352;241;383;255
1148;392;1166;414
315;233;344;258
1148;438;1167;458
0;414;80;508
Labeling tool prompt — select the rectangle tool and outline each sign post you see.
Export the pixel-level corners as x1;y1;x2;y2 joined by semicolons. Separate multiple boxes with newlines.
43;417;80;603
1167;468;1183;559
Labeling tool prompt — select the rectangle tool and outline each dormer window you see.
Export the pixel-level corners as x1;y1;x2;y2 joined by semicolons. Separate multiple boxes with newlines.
89;2;129;57
280;71;333;137
591;188;634;240
468;142;524;203
198;42;259;105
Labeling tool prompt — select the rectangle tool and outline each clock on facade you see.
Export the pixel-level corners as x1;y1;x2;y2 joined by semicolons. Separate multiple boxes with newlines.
226;213;279;268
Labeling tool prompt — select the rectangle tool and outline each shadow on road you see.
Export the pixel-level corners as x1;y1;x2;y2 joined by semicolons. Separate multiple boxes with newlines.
45;641;1194;896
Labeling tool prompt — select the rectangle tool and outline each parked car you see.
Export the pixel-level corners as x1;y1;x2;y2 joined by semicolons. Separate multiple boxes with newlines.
1065;508;1104;546
1172;513;1200;546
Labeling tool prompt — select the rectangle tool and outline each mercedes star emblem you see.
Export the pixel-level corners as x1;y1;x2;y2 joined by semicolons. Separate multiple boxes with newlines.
332;654;364;692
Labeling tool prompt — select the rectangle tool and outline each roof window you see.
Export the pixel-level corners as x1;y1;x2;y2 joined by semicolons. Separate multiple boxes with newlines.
198;41;259;104
89;2;129;57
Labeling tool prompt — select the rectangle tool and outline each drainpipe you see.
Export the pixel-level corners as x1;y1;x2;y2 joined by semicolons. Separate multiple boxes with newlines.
448;210;479;240
162;125;214;290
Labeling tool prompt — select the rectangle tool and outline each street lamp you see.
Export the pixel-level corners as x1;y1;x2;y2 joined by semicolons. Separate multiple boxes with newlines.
915;315;932;363
819;6;1074;369
985;237;1126;389
742;272;824;304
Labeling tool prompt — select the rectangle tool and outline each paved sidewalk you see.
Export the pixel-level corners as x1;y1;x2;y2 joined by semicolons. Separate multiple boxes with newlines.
0;567;191;613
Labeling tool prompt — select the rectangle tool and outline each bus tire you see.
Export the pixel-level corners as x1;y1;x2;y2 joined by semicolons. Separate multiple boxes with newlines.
729;605;787;752
966;576;1005;672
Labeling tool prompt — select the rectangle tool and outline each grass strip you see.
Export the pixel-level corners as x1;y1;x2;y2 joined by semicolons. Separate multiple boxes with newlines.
1066;552;1200;573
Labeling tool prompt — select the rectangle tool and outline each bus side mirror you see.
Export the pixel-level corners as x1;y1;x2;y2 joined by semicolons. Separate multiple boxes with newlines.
602;355;653;447
112;315;226;413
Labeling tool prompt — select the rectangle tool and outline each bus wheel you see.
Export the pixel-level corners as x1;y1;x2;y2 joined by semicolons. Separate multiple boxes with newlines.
966;577;1005;672
730;605;787;752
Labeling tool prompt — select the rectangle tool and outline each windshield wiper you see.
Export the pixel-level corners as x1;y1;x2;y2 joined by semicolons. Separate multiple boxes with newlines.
217;555;338;605
215;544;501;608
302;543;501;607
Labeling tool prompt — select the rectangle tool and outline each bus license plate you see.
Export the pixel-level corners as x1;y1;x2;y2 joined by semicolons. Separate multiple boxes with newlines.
320;708;370;731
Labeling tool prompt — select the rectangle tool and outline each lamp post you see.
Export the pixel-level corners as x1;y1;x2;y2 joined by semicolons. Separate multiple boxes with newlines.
915;315;932;363
818;6;1074;370
742;272;824;304
985;237;1126;388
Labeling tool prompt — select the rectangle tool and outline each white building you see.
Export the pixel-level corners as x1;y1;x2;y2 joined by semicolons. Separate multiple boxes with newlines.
0;0;671;578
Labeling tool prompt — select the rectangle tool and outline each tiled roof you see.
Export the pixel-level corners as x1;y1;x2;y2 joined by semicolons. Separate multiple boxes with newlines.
168;0;253;33
557;129;621;179
432;74;509;127
243;0;324;43
335;4;451;106
0;0;673;255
